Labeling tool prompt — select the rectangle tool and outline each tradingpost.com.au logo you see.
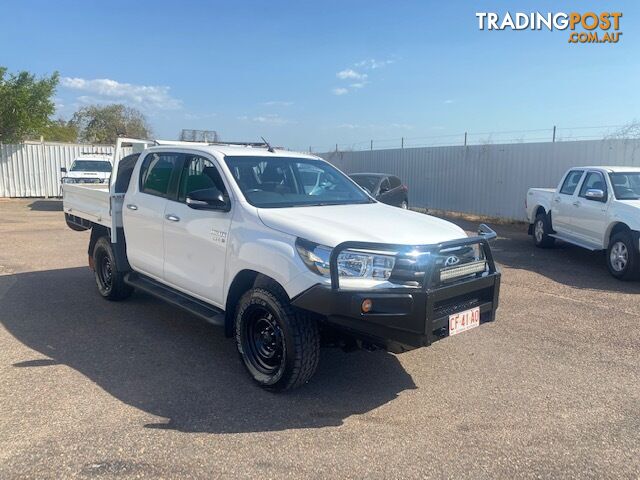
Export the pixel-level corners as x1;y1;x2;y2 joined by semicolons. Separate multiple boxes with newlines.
476;12;623;44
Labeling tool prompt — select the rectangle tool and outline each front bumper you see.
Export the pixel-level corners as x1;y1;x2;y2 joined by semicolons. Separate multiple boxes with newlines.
291;224;501;353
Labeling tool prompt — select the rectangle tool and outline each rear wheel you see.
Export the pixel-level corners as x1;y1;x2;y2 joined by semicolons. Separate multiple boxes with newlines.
533;213;555;248
400;200;409;209
607;231;639;280
93;237;133;300
235;286;320;391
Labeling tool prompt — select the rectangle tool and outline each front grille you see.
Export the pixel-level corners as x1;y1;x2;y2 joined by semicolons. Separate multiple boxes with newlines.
389;244;486;288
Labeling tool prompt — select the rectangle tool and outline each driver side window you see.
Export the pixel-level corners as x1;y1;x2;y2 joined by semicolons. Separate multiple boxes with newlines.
178;155;227;203
579;172;607;199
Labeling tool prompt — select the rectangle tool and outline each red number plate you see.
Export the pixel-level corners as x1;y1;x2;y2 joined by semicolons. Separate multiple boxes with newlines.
448;306;480;336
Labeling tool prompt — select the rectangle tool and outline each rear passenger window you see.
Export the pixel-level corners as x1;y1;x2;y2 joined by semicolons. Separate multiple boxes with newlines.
139;152;180;198
559;170;584;195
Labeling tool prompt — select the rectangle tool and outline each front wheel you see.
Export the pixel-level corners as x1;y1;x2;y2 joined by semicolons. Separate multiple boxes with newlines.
400;200;409;210
607;231;639;280
235;286;320;391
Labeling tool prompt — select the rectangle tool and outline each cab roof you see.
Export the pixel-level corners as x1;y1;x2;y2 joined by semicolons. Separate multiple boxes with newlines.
149;140;319;160
576;166;640;173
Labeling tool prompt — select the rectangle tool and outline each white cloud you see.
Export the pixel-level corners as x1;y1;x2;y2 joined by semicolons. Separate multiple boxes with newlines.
183;112;217;120
332;87;349;96
60;77;182;110
355;58;395;69
262;100;293;107
349;82;368;89
336;69;367;81
444;99;455;104
238;114;295;126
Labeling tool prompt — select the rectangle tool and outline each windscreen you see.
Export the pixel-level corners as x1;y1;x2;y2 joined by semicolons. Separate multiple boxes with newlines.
224;156;372;208
609;172;640;200
70;160;112;172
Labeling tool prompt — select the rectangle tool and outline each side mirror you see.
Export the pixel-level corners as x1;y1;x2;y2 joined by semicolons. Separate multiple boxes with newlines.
60;167;67;173
585;189;606;201
186;187;230;211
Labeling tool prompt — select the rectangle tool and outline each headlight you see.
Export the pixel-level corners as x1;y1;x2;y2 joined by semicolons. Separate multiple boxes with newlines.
295;238;396;280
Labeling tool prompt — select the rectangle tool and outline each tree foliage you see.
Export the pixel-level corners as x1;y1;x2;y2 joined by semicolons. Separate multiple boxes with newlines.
0;67;59;143
71;104;151;144
42;118;78;143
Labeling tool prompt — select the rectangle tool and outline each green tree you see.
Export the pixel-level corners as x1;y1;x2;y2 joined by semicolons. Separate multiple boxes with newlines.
0;67;59;143
42;118;78;143
71;104;151;144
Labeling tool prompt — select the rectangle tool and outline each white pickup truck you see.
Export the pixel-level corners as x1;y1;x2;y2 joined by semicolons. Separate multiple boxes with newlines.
63;138;501;391
526;166;640;280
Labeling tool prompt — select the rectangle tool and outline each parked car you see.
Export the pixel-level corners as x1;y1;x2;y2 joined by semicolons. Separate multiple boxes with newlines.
349;173;409;209
526;166;640;280
61;155;113;184
62;138;500;391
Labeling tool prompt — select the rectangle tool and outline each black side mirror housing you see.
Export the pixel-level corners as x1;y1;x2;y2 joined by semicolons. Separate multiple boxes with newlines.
186;187;230;211
60;167;67;173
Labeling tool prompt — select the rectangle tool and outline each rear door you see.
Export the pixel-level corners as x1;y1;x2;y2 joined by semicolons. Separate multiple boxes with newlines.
162;153;232;307
123;151;182;280
551;169;585;234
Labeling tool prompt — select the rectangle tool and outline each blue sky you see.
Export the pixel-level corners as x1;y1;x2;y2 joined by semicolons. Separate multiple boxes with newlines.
1;1;637;150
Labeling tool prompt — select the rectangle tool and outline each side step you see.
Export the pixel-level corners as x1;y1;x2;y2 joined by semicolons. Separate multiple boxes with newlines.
125;273;225;327
549;233;601;251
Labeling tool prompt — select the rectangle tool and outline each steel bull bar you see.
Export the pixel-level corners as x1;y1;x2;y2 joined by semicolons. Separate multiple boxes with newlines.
292;224;501;353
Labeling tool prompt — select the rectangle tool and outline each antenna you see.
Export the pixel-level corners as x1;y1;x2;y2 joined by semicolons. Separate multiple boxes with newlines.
261;136;276;153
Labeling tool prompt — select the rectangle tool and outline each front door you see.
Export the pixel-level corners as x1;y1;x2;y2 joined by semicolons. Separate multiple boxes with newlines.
162;154;232;307
572;170;610;246
123;151;182;280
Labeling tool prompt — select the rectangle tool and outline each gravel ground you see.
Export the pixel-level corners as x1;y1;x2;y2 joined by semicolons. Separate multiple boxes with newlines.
0;198;638;479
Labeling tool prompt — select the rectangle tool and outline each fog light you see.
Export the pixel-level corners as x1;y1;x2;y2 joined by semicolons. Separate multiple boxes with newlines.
361;298;373;313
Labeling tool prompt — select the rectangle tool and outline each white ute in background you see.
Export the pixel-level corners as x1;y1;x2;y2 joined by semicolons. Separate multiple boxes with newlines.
60;154;113;185
527;166;640;280
62;138;501;391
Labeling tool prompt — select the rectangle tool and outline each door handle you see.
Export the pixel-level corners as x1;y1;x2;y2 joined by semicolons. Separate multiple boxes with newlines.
165;214;180;222
126;204;138;211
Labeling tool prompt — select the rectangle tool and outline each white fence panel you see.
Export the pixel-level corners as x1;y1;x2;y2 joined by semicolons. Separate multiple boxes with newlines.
322;139;640;221
0;142;132;197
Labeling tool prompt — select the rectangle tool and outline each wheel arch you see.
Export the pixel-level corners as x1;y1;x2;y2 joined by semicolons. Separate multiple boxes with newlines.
605;222;631;249
224;270;290;337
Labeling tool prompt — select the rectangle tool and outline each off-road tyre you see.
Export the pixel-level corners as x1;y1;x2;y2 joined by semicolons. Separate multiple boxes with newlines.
93;237;133;300
235;286;320;391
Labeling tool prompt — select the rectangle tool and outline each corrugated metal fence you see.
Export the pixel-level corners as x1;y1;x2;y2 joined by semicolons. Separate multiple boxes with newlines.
0;142;131;198
322;139;640;221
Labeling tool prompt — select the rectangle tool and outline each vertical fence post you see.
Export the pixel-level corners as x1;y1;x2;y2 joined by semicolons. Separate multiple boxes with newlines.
40;136;49;199
401;137;404;149
464;132;468;146
370;140;373;151
552;125;556;142
335;143;338;152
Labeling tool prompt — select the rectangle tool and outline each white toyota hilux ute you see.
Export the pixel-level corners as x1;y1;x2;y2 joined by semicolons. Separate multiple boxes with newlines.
63;138;501;391
527;166;640;280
